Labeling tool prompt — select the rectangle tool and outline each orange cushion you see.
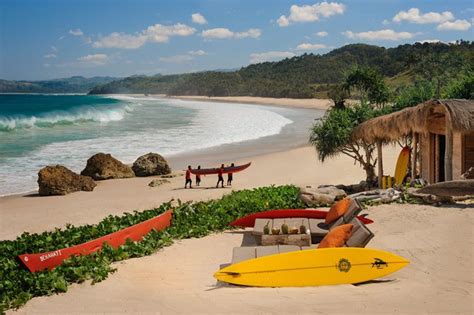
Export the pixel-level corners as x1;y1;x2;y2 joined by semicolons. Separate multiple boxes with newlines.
325;198;351;224
318;224;353;249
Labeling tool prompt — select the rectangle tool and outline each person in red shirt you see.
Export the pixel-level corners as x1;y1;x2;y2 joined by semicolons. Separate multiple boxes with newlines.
195;165;201;186
216;164;224;188
185;165;192;189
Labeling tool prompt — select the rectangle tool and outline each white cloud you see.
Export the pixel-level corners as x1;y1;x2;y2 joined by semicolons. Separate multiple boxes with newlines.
93;23;196;49
343;29;415;41
250;51;295;63
51;46;58;52
295;43;327;50
188;50;207;56
69;29;84;36
235;28;261;39
437;19;471;31
93;33;147;49
382;19;390;25
43;53;57;58
316;31;328;37
192;13;207;25
417;39;442;44
159;55;194;63
277;15;290;27
392;8;454;24
77;54;109;65
201;28;261;39
277;2;345;27
160;49;207;63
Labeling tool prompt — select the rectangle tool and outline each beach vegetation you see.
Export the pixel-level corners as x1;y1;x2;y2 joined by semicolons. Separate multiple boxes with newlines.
310;102;385;184
0;185;303;312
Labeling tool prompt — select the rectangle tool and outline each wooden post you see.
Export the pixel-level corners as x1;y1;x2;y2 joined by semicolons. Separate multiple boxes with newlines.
377;141;383;188
411;132;418;181
445;119;453;181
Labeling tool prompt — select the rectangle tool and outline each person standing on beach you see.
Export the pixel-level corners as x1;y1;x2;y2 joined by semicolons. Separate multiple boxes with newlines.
196;165;201;187
227;163;234;186
185;165;192;189
216;164;224;188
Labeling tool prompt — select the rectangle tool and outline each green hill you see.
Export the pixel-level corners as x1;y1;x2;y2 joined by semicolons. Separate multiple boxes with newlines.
90;42;474;98
0;76;118;93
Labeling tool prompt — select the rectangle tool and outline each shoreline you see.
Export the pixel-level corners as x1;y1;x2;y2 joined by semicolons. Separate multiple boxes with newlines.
166;95;333;110
113;94;333;111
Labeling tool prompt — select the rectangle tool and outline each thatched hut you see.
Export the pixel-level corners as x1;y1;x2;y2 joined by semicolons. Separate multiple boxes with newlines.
352;99;474;186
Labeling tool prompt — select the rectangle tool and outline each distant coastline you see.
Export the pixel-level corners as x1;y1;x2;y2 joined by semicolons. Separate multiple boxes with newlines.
110;94;333;111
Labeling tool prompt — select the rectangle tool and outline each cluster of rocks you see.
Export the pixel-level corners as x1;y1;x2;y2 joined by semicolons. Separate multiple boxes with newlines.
37;152;171;196
299;185;347;206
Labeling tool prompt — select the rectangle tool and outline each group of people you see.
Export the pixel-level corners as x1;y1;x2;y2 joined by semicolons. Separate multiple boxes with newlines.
184;163;234;189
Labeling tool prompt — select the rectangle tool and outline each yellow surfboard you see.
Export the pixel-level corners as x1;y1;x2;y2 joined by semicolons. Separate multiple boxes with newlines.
214;248;409;287
394;146;411;186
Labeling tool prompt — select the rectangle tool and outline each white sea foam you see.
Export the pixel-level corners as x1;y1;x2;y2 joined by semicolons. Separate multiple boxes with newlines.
0;96;294;195
0;103;138;131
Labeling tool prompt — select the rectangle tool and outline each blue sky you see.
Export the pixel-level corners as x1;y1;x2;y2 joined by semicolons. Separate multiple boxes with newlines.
1;0;473;80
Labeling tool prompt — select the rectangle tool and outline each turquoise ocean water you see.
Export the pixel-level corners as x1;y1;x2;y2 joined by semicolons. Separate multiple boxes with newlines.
0;94;296;195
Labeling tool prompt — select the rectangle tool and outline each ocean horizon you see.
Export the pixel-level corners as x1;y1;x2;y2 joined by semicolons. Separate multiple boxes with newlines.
0;94;319;196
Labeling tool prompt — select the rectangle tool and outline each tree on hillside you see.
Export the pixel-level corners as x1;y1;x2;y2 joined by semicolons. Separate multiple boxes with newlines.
442;72;474;99
393;80;436;111
310;102;382;184
327;84;350;109
343;66;390;107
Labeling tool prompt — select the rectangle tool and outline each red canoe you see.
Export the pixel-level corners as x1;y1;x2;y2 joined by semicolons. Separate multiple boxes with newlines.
18;210;173;273
229;209;373;228
189;162;251;175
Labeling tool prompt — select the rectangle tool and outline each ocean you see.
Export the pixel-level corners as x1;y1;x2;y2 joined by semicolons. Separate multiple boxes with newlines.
0;94;319;196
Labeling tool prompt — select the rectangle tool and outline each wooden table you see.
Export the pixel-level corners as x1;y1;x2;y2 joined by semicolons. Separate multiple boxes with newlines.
253;218;311;246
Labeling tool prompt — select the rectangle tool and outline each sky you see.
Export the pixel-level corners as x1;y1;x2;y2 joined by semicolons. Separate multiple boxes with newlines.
0;0;473;80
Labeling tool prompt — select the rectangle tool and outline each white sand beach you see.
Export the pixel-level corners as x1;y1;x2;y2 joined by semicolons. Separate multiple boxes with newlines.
168;95;333;110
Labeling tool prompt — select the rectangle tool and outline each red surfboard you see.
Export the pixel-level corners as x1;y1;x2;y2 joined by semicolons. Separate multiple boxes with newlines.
189;162;251;175
18;210;173;273
229;209;373;228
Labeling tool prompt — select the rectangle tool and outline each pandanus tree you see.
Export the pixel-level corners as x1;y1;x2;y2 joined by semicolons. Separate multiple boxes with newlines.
310;66;390;185
310;102;380;184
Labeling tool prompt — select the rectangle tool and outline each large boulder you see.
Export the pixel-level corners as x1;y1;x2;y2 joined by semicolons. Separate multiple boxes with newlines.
81;153;134;180
299;185;347;206
38;165;96;196
132;153;171;177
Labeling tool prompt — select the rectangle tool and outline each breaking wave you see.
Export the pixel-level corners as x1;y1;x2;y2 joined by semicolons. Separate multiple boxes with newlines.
0;104;137;131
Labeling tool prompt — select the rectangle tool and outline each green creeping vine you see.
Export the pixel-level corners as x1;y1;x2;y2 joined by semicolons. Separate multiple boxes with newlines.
0;185;303;312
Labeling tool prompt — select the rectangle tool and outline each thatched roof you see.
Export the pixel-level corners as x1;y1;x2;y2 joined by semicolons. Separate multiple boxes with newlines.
352;99;474;142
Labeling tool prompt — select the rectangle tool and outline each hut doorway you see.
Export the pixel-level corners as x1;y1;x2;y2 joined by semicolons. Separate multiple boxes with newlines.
438;135;446;182
464;134;474;172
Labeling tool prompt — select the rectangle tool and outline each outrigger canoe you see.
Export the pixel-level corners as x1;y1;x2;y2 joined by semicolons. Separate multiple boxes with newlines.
190;162;251;175
215;247;409;287
229;209;373;227
18;210;173;272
